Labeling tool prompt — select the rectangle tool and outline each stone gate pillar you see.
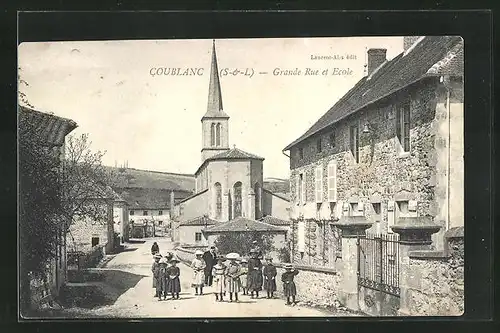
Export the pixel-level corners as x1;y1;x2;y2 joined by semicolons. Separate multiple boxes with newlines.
391;216;442;316
333;216;372;312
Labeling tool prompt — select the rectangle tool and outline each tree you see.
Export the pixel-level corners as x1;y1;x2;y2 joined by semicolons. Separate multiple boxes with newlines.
214;231;275;257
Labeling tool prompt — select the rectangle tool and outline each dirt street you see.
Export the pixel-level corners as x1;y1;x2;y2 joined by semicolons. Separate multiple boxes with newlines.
60;238;336;318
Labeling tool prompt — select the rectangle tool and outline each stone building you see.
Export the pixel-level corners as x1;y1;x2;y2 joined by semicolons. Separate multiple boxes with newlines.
172;41;290;248
282;36;464;267
19;106;78;297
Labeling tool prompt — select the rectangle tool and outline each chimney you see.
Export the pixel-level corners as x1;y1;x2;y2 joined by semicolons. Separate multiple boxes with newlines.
367;48;387;76
403;36;422;52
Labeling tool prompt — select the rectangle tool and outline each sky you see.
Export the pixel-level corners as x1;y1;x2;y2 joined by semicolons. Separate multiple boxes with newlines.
18;37;403;179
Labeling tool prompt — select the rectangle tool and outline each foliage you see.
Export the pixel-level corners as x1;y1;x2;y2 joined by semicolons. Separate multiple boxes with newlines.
214;231;274;257
278;243;291;263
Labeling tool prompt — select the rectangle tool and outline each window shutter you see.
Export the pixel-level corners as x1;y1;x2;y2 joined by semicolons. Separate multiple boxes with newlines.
328;160;337;202
315;165;323;203
296;175;300;206
302;173;307;206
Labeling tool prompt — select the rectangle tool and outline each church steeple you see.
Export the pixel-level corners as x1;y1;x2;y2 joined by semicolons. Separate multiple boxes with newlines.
203;40;230;119
201;39;230;162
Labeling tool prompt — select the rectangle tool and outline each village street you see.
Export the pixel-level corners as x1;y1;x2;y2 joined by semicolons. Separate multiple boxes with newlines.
60;238;334;318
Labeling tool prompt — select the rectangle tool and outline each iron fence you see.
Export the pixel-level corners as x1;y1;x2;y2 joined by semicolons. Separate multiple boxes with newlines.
357;233;400;296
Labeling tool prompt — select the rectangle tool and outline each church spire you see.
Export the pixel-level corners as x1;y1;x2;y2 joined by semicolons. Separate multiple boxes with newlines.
203;39;229;119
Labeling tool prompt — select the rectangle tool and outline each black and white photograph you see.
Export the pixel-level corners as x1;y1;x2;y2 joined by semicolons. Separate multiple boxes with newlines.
18;35;464;319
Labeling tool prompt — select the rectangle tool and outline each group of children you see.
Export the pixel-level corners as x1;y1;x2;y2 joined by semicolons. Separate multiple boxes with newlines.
151;252;182;301
151;247;300;305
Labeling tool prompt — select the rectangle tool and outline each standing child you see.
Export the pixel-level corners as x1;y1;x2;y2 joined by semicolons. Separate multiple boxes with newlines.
212;257;226;302
191;250;206;295
225;253;242;302
247;249;263;298
281;263;299;305
157;257;169;301
239;258;249;295
167;257;181;300
263;257;277;298
151;254;162;297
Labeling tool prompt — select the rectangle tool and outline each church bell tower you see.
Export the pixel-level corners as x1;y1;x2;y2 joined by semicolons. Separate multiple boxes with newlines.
201;40;230;162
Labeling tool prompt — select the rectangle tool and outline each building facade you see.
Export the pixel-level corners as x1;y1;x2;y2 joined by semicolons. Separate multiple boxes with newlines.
172;41;290;248
283;36;464;266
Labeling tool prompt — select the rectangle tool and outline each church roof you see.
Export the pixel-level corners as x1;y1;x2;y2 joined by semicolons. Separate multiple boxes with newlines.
202;40;229;119
195;147;264;175
210;147;264;160
202;216;287;233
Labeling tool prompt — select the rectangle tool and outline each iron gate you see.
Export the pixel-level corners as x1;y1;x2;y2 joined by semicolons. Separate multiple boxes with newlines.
357;233;400;296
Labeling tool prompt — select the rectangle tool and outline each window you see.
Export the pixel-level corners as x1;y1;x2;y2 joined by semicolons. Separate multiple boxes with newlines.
396;99;411;152
372;202;382;233
397;200;409;217
254;182;261;219
143;210;148;216
210;123;216;146
350;125;359;163
195;232;202;242
130;210;135;216
158;221;163;226
299;147;304;159
350;202;364;217
327;160;337;202
297;173;306;205
233;182;242;218
315;165;323;203
91;237;100;247
215;182;222;219
316;137;322;153
216;123;221;146
329;131;336;148
158;210;163;216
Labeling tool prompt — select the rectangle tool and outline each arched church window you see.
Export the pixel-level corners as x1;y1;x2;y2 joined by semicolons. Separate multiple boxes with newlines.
233;181;242;218
210;123;216;146
214;182;222;219
254;182;261;219
216;123;221;147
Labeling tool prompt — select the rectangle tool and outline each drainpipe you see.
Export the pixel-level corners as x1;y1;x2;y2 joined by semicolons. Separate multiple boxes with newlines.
441;75;451;231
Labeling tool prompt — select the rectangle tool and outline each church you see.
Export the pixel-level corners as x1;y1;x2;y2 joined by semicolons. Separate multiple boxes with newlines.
171;41;290;250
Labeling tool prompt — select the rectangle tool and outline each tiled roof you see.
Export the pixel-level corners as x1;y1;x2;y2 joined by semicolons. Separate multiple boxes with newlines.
106;166;195;192
210;147;264;161
283;36;463;151
115;187;191;209
203;216;287;233
177;188;209;204
179;215;218;226
195;147;264;175
259;216;290;226
19;106;78;146
263;188;291;202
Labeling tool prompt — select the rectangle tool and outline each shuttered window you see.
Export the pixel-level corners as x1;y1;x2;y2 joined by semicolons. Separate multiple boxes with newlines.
327;160;337;202
396;99;411;152
315;165;323;203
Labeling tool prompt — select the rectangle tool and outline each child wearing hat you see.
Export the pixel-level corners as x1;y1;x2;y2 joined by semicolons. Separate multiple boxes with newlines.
151;254;162;297
225;253;242;302
167;256;181;300
263;256;277;299
157;257;169;301
239;258;249;295
191;250;206;295
281;264;299;305
212;256;226;302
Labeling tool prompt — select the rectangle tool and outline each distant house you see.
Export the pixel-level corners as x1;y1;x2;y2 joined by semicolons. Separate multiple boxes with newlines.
283;36;463;267
19;106;78;297
107;166;195;239
171;42;290;249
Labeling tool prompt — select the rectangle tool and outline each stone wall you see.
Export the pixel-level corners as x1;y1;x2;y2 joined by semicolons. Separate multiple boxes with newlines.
288;79;462;252
399;234;464;316
68;217;108;252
